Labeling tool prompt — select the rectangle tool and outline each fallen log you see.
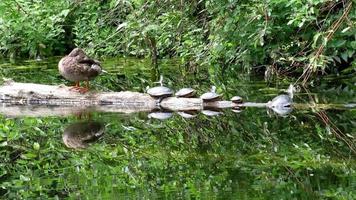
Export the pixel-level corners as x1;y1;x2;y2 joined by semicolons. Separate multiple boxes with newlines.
1;81;350;118
0;81;240;117
0;80;156;108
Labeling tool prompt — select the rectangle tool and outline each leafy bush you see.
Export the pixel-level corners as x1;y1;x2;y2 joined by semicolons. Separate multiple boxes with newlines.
0;0;71;58
205;0;355;79
0;0;354;80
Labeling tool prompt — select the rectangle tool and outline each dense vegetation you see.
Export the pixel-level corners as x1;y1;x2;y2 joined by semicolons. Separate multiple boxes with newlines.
0;0;354;83
0;0;355;199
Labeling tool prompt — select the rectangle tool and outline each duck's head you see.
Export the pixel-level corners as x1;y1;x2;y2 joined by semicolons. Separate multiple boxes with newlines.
91;64;102;73
68;48;86;57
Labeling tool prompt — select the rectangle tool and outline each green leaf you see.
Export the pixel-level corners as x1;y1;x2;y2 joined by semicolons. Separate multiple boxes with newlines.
341;27;350;33
341;52;348;61
20;175;30;182
59;9;70;17
332;40;346;48
312;33;322;48
33;142;40;150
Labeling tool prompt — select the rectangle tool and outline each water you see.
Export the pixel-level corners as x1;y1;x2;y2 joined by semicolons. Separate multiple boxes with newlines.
0;58;355;199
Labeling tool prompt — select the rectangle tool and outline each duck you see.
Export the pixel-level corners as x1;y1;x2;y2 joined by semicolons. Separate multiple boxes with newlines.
58;48;102;93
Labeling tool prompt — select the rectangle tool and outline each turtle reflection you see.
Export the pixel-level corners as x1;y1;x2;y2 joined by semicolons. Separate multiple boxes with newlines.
231;106;244;113
177;110;198;118
62;121;105;149
201;108;222;116
148;110;173;120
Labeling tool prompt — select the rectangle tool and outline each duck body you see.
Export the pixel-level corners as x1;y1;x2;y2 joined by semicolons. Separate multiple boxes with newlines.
58;48;102;83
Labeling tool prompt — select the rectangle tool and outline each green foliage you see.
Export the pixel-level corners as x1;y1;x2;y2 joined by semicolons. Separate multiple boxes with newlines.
0;0;354;79
0;1;355;198
72;0;133;57
206;0;355;77
104;0;209;74
0;0;71;58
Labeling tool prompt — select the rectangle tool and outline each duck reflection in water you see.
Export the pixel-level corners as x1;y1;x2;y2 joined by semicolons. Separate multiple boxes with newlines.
62;121;105;149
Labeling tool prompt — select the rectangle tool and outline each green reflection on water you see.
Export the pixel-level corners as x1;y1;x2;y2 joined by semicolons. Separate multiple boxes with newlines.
0;57;355;199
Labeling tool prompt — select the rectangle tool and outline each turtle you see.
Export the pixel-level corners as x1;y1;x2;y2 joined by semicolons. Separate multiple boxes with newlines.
175;88;196;98
231;96;243;104
266;94;293;116
147;75;173;98
200;86;221;102
147;86;173;98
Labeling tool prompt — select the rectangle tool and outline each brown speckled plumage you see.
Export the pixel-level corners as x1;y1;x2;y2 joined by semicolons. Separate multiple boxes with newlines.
58;48;102;82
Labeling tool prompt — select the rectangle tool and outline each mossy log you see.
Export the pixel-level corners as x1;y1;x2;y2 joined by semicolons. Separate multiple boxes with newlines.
0;81;242;117
1;81;349;117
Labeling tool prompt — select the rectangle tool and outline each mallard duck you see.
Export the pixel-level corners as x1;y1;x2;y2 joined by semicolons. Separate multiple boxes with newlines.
58;48;102;93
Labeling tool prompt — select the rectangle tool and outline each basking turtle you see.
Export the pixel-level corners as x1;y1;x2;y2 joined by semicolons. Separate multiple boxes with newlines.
147;75;173;98
200;86;221;102
58;48;103;93
175;88;196;98
231;96;243;104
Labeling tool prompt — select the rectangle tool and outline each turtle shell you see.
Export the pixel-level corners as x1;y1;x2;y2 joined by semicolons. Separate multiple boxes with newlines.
147;86;173;97
200;92;221;101
175;88;196;97
231;96;243;104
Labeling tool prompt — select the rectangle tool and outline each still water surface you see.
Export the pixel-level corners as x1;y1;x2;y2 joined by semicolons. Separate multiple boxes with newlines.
0;57;355;199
